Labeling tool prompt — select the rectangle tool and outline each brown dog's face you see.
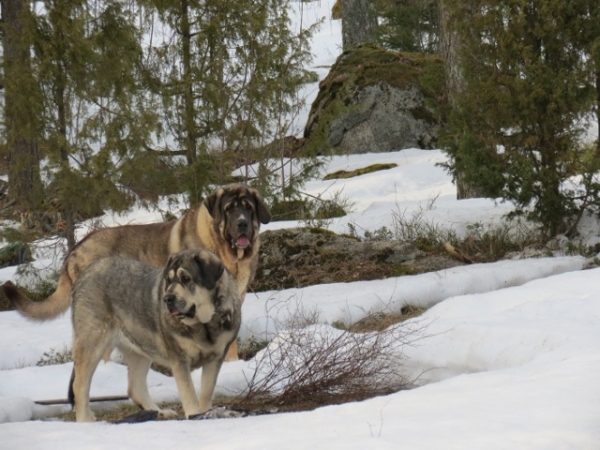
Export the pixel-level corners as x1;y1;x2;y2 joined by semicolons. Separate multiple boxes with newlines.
204;184;271;253
162;250;225;326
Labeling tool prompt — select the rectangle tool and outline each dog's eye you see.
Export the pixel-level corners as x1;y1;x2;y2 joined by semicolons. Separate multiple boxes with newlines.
180;273;191;284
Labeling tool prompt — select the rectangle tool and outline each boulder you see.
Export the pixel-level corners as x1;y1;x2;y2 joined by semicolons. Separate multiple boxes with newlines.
304;44;446;155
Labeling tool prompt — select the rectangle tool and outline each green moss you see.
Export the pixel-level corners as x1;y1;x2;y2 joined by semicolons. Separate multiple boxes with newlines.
314;200;346;219
307;227;337;236
324;163;398;180
413;239;440;254
270;198;310;221
269;197;347;222
390;264;417;276
337;44;444;93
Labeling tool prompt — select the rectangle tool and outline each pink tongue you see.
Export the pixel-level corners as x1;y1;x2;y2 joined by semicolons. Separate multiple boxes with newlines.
236;236;250;248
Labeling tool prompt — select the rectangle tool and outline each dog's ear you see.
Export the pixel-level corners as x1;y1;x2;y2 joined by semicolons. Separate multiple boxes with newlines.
194;252;224;290
162;253;178;284
203;188;223;222
250;188;271;225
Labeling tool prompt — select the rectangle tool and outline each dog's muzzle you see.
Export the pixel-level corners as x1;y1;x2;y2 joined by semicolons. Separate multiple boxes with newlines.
163;294;196;319
231;235;251;249
231;218;251;250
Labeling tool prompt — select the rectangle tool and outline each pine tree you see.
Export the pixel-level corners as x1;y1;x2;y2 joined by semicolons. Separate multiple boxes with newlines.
1;0;44;210
441;0;599;236
574;1;600;155
32;0;158;249
138;0;315;203
377;0;439;53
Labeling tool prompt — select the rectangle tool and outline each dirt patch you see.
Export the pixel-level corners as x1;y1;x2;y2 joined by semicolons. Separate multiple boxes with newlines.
251;227;464;292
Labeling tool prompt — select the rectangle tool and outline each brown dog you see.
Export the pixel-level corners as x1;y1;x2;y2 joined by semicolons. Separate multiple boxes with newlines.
3;183;271;360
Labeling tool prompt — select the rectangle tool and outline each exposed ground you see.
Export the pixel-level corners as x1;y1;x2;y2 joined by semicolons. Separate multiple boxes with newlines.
251;227;464;292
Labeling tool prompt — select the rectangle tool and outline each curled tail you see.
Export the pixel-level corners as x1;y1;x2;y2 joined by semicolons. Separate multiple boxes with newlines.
2;274;73;321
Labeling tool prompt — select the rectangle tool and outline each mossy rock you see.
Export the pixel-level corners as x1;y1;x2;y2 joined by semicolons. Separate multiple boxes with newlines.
303;44;447;155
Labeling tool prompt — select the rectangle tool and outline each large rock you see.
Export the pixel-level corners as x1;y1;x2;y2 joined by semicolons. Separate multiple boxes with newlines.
304;44;446;155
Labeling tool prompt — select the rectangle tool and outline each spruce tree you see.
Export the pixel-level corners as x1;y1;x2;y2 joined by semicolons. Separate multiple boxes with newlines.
1;0;44;210
138;0;315;203
32;1;158;249
377;0;439;53
442;0;599;236
574;1;600;155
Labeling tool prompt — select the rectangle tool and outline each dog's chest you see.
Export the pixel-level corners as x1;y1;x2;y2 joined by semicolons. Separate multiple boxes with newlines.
173;331;231;369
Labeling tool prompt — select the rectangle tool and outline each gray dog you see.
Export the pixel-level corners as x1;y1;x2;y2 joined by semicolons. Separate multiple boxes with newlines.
67;249;241;422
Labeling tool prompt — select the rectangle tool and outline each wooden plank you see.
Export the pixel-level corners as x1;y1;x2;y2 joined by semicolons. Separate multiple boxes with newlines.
34;395;129;405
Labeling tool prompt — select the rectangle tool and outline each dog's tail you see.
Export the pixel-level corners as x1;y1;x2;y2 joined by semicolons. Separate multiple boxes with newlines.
2;274;73;321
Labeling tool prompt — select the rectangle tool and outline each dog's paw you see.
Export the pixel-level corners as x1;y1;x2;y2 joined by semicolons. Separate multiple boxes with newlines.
158;408;178;419
80;413;97;423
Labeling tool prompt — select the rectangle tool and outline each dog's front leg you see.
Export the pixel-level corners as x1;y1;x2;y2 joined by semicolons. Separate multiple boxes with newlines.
198;358;223;412
171;361;201;418
122;349;177;418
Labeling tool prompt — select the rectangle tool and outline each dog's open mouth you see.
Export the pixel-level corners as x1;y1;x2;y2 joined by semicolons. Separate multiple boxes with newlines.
168;304;196;319
233;235;250;249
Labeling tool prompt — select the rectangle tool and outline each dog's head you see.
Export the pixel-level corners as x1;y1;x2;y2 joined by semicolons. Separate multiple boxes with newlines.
162;249;234;326
203;184;271;256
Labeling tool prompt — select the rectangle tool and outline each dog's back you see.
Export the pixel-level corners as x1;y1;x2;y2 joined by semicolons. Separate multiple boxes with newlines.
2;221;178;323
71;257;164;340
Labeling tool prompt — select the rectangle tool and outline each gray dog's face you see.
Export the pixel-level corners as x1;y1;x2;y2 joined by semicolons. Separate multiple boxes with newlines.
204;185;271;252
162;250;225;326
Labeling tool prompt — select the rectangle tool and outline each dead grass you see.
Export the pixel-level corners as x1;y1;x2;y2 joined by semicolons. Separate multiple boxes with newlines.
344;305;427;333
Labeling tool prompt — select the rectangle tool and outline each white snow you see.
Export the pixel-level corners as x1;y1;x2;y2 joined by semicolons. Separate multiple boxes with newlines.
1;1;600;448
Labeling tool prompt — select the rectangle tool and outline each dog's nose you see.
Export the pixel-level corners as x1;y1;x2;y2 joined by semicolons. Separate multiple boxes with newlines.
163;294;176;305
237;219;248;234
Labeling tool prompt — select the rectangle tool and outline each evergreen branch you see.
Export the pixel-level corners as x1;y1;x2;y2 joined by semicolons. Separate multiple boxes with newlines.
142;144;186;157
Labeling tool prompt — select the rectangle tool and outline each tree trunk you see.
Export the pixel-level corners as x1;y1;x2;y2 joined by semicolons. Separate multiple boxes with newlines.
438;1;463;103
438;0;486;199
181;0;197;166
48;5;77;252
596;69;600;157
1;0;43;210
341;0;377;49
